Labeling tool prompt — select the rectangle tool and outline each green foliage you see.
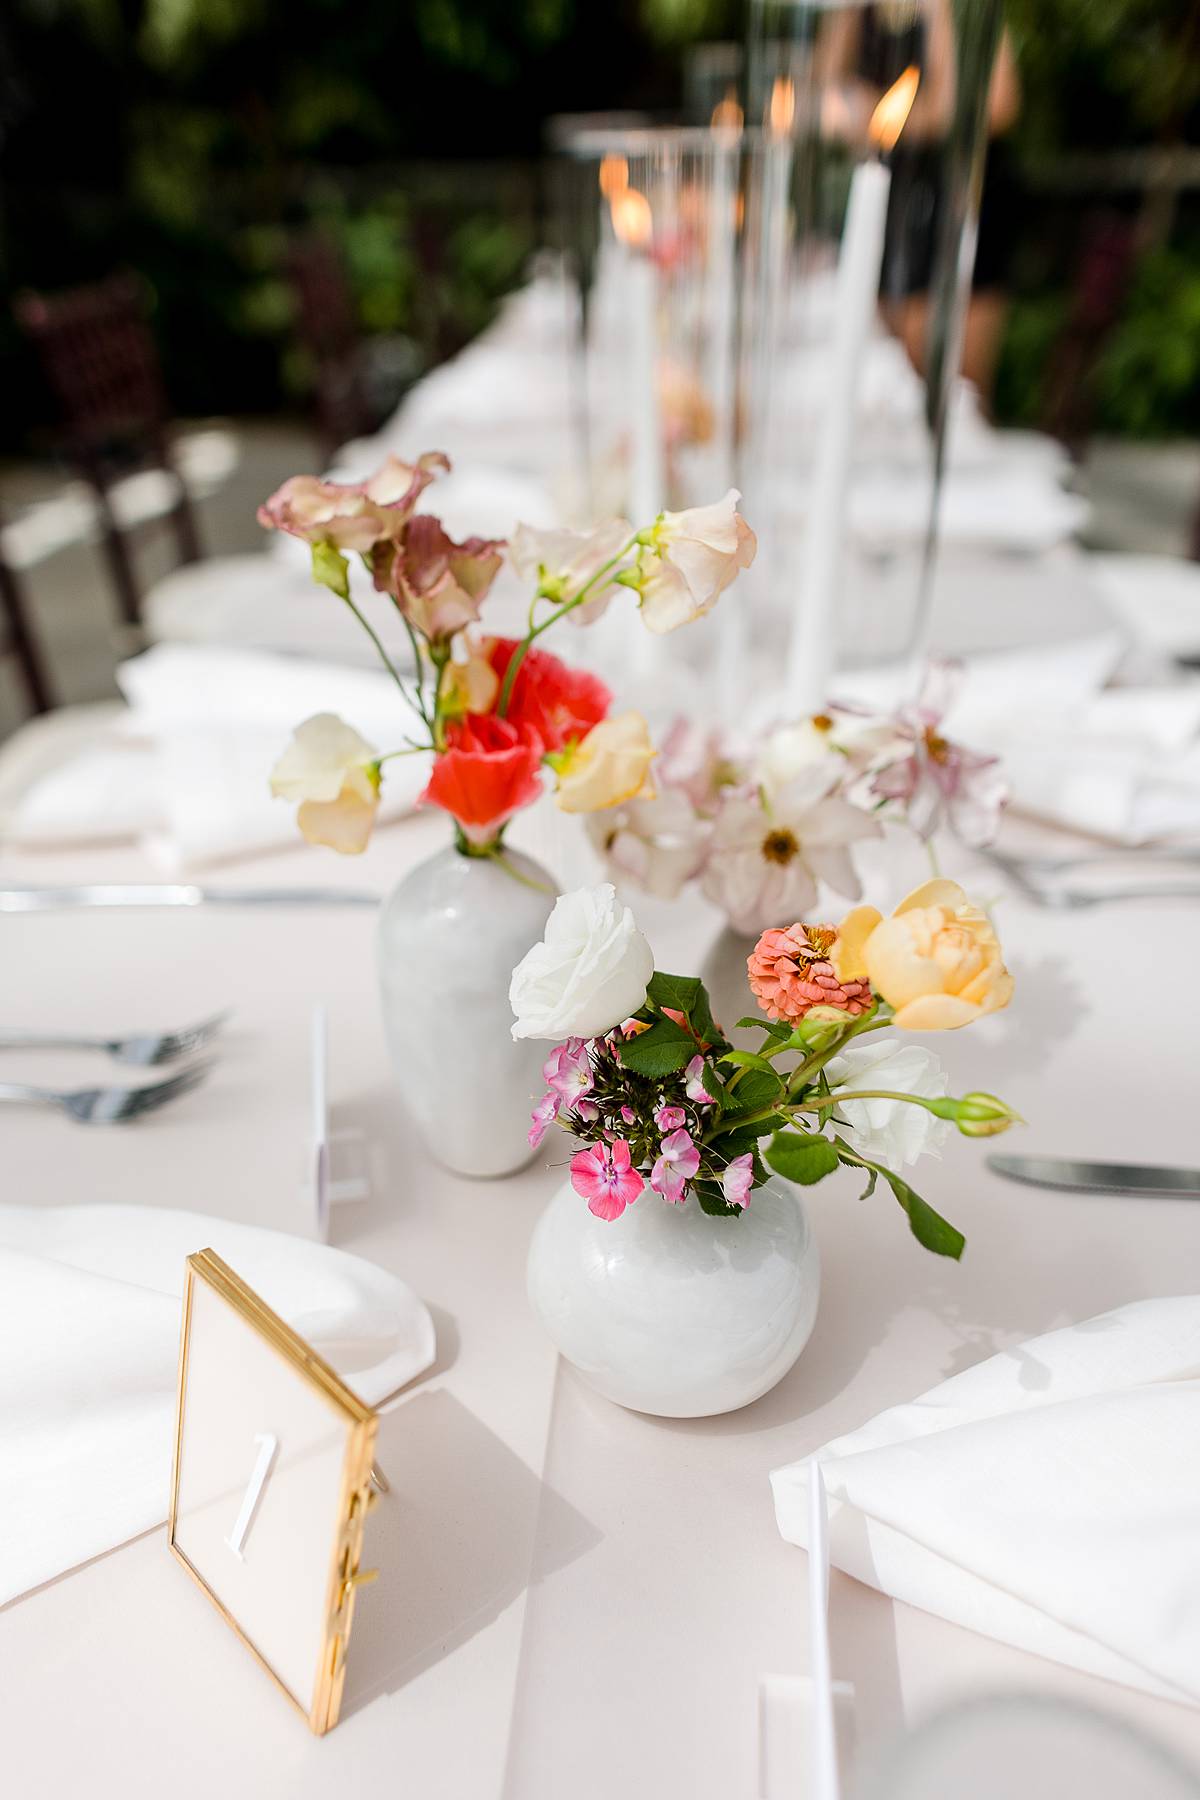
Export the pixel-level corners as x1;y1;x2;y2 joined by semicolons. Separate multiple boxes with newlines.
1093;249;1200;436
765;1132;840;1186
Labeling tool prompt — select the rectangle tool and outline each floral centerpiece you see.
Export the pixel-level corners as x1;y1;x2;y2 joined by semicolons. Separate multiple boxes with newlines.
256;451;755;863
590;665;1008;933
255;450;756;1178
512;878;1017;1259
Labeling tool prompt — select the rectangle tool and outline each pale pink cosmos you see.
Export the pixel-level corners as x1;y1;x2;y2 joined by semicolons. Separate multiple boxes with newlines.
722;1153;755;1210
685;1055;716;1105
543;1039;592;1107
868;663;1007;847
528;1092;559;1149
651;1128;701;1204
655;1102;686;1132
570;1139;645;1221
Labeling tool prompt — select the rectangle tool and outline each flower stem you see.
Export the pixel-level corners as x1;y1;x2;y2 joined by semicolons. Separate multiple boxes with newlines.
497;535;639;718
481;844;556;894
340;593;429;732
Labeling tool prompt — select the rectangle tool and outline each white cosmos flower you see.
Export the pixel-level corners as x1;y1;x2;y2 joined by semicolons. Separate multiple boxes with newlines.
637;489;756;634
588;788;709;901
270;713;381;855
510;882;654;1041
825;1039;950;1168
509;518;633;624
699;765;880;935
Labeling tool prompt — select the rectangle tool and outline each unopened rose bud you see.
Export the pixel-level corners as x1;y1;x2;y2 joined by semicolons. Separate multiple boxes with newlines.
792;1005;853;1051
955;1092;1021;1137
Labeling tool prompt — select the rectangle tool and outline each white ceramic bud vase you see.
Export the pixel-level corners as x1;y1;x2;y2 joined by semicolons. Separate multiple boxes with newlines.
377;844;556;1178
527;1175;820;1417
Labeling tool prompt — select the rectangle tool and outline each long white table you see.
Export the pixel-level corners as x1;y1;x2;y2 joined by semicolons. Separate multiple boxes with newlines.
2;804;1200;1796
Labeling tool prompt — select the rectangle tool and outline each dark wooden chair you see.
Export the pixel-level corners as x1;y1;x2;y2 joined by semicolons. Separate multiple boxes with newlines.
0;511;53;716
287;235;376;458
15;273;202;628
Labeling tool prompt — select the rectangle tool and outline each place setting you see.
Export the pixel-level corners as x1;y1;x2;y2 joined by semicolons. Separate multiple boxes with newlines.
2;3;1200;1797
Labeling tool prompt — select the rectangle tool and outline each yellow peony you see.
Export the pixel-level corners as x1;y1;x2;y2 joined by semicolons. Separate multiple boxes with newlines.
833;878;1013;1031
553;712;656;814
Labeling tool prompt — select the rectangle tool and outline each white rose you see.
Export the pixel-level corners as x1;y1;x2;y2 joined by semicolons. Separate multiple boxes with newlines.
637;489;756;634
825;1040;950;1169
270;713;381;855
510;882;654;1041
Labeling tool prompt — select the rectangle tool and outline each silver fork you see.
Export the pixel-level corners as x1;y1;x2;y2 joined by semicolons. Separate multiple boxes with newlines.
0;1010;230;1066
0;1060;214;1123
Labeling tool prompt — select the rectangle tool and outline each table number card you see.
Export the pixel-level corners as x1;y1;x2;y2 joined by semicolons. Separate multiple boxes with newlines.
168;1249;379;1734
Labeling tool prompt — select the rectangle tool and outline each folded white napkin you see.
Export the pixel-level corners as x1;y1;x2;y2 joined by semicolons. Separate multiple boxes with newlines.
848;464;1090;556
0;1204;436;1607
772;1297;1200;1707
7;644;429;869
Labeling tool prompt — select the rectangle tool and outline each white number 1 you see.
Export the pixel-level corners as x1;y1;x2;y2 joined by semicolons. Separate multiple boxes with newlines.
225;1432;279;1561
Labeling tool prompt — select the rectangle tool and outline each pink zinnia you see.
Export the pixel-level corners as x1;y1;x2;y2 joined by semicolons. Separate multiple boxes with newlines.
570;1139;644;1221
747;922;872;1024
651;1127;700;1205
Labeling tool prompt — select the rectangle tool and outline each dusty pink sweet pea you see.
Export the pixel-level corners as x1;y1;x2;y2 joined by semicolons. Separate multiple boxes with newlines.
722;1153;754;1210
378;514;505;642
257;452;449;553
651;1127;700;1204
570;1139;644;1221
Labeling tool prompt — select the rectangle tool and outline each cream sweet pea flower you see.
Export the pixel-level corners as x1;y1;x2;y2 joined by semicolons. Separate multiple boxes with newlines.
825;1040;950;1167
510;883;654;1041
637;489;756;634
270;713;381;855
509;519;633;624
553;712;655;814
833;879;1013;1031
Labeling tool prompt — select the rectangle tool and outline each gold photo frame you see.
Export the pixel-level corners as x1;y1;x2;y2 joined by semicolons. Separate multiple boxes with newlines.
168;1249;379;1735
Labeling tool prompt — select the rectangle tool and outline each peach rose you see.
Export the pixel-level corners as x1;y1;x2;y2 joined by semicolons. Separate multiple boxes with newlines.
832;879;1013;1031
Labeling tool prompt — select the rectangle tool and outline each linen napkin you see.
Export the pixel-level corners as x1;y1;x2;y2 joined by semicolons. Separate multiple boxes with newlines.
5;643;428;869
771;1297;1200;1707
0;1203;436;1607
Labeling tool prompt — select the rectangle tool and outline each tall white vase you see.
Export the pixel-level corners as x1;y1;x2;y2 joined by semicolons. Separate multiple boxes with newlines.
527;1175;820;1417
377;845;556;1178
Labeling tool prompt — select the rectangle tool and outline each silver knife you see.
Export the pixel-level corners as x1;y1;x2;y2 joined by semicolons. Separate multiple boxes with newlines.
989;1153;1200;1198
0;884;381;912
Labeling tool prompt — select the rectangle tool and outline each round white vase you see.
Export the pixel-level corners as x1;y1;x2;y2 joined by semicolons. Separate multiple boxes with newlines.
377;844;555;1179
526;1175;820;1417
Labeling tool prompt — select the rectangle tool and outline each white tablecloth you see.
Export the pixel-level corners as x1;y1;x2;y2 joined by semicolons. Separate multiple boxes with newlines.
2;811;1200;1797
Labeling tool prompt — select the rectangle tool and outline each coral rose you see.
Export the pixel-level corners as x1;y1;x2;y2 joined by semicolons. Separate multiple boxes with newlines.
747;922;873;1024
832;879;1013;1031
421;713;542;845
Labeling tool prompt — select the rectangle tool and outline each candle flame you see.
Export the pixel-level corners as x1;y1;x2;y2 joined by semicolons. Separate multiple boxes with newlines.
767;75;795;138
610;186;653;249
868;65;919;154
711;87;743;133
599;153;628;199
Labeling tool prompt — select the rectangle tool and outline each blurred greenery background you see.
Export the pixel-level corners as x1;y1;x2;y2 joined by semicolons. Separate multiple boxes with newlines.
0;0;1197;449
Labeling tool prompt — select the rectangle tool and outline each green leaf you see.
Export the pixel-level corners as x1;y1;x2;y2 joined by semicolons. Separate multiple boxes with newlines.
311;540;351;599
692;1179;742;1218
723;1067;785;1114
833;1136;964;1258
712;1117;787;1162
883;1172;965;1260
617;1017;695;1078
647;970;722;1050
719;1050;778;1074
765;1131;840;1186
736;1016;792;1042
